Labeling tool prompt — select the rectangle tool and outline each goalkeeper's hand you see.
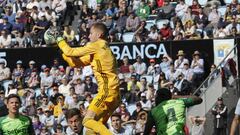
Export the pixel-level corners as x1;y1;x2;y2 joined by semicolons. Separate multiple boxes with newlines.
45;26;64;43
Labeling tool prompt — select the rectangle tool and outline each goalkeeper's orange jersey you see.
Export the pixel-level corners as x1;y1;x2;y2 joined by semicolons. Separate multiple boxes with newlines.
58;39;119;96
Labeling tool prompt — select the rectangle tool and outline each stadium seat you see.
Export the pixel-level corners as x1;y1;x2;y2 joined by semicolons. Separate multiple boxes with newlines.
199;0;207;6
145;20;155;31
218;6;227;17
185;0;193;6
156;19;169;29
122;32;135;43
225;0;232;4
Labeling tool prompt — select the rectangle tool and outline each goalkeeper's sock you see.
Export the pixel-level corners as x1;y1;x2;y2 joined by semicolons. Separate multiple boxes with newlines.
83;117;112;135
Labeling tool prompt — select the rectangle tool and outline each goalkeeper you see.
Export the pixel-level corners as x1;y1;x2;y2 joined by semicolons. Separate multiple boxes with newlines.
47;23;120;135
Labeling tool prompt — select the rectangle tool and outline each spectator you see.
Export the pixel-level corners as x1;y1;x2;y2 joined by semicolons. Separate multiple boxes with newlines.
84;76;98;95
0;29;12;48
14;31;25;48
174;73;192;95
139;93;152;111
50;85;64;105
131;102;144;120
191;0;201;16
181;62;194;82
3;5;16;25
140;77;147;92
229;0;238;12
31;14;51;45
105;3;118;18
224;5;234;25
27;69;40;89
127;75;141;103
12;60;24;88
12;0;26;14
166;63;179;82
147;59;156;75
58;77;71;97
159;23;172;40
36;86;47;101
212;97;227;135
194;7;208;29
0;59;11;85
26;97;37;117
40;68;53;93
118;103;131;122
120;56;131;74
57;107;68;129
134;20;149;42
146;83;155;101
110;113;133;134
158;72;170;89
184;20;196;38
147;25;158;41
225;17;240;35
44;6;57;23
175;0;188;19
228;27;240;38
172;20;185;39
119;75;128;100
181;7;194;25
72;78;85;96
40;96;53;111
191;51;204;87
33;115;44;135
12;16;25;34
115;11;127;33
136;0;150;20
174;50;189;72
53;96;66;117
64;86;75;105
126;12;140;32
160;54;172;74
133;55;147;78
135;111;148;134
213;25;228;38
42;107;55;132
206;5;221;29
158;1;175;19
189;115;206;135
233;4;240;23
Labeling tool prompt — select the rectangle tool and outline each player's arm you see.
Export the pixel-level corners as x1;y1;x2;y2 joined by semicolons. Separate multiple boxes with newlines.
58;40;96;57
62;54;91;67
172;95;202;107
143;111;155;135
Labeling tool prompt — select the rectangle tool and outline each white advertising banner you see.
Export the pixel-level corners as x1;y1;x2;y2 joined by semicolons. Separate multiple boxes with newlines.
213;39;234;65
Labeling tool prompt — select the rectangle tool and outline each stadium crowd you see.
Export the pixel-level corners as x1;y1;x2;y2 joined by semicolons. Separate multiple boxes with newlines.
0;0;236;47
0;0;237;134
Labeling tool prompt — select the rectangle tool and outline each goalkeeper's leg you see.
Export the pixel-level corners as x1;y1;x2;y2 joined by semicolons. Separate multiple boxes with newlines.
82;110;112;135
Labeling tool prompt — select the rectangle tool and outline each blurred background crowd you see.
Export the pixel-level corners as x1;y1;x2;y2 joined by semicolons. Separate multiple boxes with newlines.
0;0;238;134
0;0;237;47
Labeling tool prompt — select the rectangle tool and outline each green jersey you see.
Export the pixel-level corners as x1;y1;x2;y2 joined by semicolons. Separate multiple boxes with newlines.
148;98;194;135
0;115;34;135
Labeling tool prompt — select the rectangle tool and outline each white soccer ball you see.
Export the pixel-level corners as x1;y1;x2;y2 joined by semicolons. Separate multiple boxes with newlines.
44;28;56;45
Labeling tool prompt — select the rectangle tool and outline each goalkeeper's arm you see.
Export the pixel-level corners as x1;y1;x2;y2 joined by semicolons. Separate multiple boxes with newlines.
62;54;91;68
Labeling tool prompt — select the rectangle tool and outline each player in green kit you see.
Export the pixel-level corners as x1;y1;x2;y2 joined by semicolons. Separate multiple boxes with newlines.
144;88;202;135
0;94;35;135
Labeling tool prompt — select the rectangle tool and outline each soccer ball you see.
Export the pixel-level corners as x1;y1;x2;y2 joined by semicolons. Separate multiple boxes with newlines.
44;28;56;45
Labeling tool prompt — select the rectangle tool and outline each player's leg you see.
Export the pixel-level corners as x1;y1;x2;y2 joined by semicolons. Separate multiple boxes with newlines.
82;93;114;135
82;109;112;135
